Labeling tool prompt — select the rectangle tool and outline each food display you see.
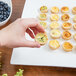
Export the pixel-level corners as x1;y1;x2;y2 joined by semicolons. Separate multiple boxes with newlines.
50;14;59;21
62;42;73;52
61;7;69;13
38;6;76;52
62;22;72;30
51;6;59;14
40;22;48;29
35;33;48;45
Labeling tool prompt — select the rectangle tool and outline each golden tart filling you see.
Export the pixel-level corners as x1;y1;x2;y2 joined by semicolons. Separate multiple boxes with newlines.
63;42;73;52
61;7;69;13
49;40;60;50
50;14;59;21
50;29;61;39
61;14;70;21
72;7;76;14
62;22;72;30
39;13;47;21
73;15;76;23
40;6;48;13
62;31;71;40
35;33;48;45
51;6;59;14
50;22;59;29
73;33;76;40
40;22;47;29
73;23;76;30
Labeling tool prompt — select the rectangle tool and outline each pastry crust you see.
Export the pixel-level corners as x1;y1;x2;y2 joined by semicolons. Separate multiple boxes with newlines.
61;7;69;13
73;33;76;40
72;7;76;14
62;22;72;30
50;22;59;29
39;13;47;21
73;15;76;23
49;40;60;50
35;33;48;45
40;6;48;13
62;30;71;40
62;42;73;52
51;6;59;14
61;14;70;21
50;29;61;39
40;22;47;29
73;23;76;30
50;14;59;21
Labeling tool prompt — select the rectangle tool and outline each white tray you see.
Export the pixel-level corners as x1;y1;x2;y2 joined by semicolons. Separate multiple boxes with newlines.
11;0;76;68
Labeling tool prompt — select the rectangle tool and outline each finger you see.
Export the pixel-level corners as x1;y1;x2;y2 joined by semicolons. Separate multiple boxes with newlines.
30;27;39;35
22;40;41;48
26;28;34;38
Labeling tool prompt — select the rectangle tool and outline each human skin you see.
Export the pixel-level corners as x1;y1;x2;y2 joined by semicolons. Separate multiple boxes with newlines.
0;18;45;48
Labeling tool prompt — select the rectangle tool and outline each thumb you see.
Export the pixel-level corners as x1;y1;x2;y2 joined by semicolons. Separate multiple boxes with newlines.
22;40;41;48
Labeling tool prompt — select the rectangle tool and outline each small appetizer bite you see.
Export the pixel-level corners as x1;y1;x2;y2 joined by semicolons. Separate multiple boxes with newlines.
72;7;76;14
50;29;61;39
62;22;72;30
61;14;70;21
40;6;48;13
49;40;60;50
73;15;76;23
73;33;76;40
50;22;59;29
39;13;47;21
61;7;69;13
51;6;59;14
50;14;59;21
40;22;47;29
35;33;48;45
62;30;72;40
73;23;76;30
62;42;73;52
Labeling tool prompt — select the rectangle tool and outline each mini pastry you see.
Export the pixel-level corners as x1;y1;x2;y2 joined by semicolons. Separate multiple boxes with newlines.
35;33;48;45
61;7;69;13
72;7;76;14
51;6;59;14
50;22;59;29
62;30;71;40
40;6;48;13
40;22;47;29
49;40;60;50
50;29;61;39
39;13;47;21
73;23;76;30
50;14;59;21
62;22;72;30
61;14;70;21
73;15;76;23
73;33;76;40
62;42;73;52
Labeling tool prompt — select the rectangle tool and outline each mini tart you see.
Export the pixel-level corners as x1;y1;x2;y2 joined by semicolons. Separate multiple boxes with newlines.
50;29;61;39
51;6;59;14
62;22;72;30
72;7;76;14
61;7;69;13
40;6;48;13
50;22;59;29
62;42;73;52
73;15;76;23
73;33;76;40
49;40;60;50
40;22;47;29
35;33;48;45
39;13;47;21
50;14;59;21
62;30;71;40
73;23;76;30
61;14;70;21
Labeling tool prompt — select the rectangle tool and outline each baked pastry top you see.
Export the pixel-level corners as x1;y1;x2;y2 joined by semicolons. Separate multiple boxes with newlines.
73;15;76;22
72;7;76;14
40;22;47;29
61;7;69;13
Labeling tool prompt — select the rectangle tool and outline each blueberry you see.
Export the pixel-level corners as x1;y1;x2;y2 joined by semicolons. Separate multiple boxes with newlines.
0;1;5;6
0;15;3;19
7;7;11;12
4;3;8;9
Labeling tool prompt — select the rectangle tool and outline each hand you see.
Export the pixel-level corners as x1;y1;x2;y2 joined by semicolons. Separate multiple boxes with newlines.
0;18;45;48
